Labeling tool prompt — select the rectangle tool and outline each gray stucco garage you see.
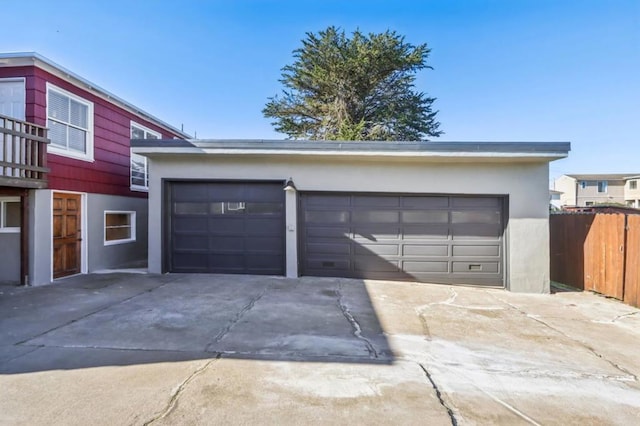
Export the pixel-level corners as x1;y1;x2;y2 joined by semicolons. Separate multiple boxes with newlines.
132;140;570;293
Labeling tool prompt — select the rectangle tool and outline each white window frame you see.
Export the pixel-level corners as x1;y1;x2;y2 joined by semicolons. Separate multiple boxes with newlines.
597;181;608;193
104;211;136;246
130;122;161;191
46;83;94;162
629;180;637;190
0;197;20;233
0;77;26;121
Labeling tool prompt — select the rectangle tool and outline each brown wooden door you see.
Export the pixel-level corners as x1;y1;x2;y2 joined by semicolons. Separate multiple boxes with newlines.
53;192;81;278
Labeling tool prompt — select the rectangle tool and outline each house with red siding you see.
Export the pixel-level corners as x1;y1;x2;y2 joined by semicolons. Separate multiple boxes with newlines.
0;52;189;285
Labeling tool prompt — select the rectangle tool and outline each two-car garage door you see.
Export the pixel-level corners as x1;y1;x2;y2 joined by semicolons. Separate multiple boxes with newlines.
299;193;504;286
167;181;505;286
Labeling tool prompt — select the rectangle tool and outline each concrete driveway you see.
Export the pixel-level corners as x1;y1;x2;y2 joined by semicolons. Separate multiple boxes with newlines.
1;273;639;425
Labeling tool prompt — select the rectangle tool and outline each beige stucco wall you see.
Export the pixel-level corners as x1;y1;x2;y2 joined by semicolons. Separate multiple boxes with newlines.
576;180;625;206
555;175;577;206
146;155;551;293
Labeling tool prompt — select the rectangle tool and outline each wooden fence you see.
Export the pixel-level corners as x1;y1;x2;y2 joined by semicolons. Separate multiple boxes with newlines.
550;213;640;308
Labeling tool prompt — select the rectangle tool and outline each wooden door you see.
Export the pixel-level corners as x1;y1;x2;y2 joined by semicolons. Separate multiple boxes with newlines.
53;192;81;278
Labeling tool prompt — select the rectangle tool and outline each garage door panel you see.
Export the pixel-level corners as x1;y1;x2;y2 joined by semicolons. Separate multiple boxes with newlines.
306;226;350;238
354;256;400;272
451;210;501;224
174;185;208;201
402;210;448;223
245;218;283;235
246;254;283;270
353;196;400;207
307;242;351;255
208;218;245;234
353;226;400;240
209;254;244;269
174;202;209;215
452;245;500;257
451;224;502;240
403;224;449;239
452;261;500;273
305;210;349;223
174;234;209;250
208;236;244;252
451;197;501;208
172;253;208;270
355;244;399;256
245;236;283;252
403;261;449;273
402;196;449;208
403;245;449;256
352;211;399;223
305;258;351;271
173;216;207;232
305;194;351;206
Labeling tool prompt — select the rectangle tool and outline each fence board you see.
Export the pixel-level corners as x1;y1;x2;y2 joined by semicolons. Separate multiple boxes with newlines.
584;214;625;299
625;215;640;308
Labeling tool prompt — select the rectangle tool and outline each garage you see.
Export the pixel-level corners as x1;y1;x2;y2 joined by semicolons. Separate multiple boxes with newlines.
167;181;285;275
133;139;570;293
299;193;504;285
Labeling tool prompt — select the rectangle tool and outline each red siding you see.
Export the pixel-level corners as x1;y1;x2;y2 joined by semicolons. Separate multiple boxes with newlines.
0;65;183;197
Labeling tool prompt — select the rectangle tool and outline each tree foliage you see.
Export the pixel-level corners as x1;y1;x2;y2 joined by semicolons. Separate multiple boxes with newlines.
263;26;442;141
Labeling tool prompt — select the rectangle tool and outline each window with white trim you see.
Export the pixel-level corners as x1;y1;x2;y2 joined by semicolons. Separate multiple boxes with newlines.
104;211;136;245
597;181;608;193
630;180;637;190
0;198;20;233
46;83;93;161
130;122;160;190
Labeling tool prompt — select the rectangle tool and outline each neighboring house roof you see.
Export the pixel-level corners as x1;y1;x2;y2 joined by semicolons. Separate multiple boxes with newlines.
0;52;191;139
132;139;571;162
550;189;563;195
565;173;638;181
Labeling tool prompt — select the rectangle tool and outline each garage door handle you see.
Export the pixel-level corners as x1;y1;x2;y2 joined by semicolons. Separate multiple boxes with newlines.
469;264;482;271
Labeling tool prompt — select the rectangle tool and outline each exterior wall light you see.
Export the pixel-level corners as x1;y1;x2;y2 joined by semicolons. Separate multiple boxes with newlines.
283;178;297;192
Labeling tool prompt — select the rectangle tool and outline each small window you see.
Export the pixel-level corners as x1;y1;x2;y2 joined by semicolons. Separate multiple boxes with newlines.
104;211;135;245
580;181;587;189
0;198;20;233
597;181;608;193
630;180;637;190
130;122;161;191
585;201;594;206
46;83;93;161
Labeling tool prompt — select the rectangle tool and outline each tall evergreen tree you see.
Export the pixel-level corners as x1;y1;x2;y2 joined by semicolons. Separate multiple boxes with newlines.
263;26;442;141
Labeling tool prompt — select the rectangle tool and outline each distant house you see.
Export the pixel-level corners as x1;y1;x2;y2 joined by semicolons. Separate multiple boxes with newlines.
549;189;562;210
0;52;189;285
554;174;640;208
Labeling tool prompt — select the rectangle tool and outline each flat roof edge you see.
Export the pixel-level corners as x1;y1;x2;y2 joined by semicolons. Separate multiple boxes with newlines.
131;139;571;155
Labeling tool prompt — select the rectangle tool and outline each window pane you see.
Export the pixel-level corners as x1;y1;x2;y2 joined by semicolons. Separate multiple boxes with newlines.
452;210;501;224
131;127;144;139
146;133;159;139
402;210;448;223
130;153;147;187
211;202;244;214
5;201;20;228
48;91;69;121
106;213;130;227
48;120;68;147
69;99;88;128
68;127;86;152
106;227;131;241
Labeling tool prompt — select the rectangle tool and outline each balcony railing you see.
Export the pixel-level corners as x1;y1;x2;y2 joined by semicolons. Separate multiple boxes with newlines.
0;114;49;188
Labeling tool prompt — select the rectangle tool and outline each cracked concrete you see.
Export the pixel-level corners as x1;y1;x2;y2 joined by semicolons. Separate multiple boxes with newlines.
1;273;639;425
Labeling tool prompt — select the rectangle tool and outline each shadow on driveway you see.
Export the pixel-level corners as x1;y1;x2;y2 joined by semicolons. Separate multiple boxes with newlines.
0;273;394;374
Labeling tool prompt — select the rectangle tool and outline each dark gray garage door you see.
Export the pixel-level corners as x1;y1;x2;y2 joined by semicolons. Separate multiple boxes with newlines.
300;194;504;286
168;181;285;275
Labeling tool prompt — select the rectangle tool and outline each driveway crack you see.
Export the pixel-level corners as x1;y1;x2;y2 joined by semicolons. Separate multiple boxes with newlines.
335;282;378;358
141;354;221;425
494;296;638;383
205;286;269;350
418;363;458;426
15;277;182;346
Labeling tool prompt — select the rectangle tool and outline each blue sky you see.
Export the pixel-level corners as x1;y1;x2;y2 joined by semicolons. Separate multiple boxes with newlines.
1;0;638;182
